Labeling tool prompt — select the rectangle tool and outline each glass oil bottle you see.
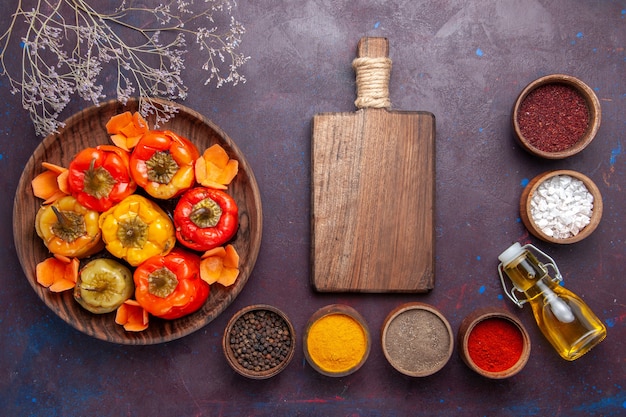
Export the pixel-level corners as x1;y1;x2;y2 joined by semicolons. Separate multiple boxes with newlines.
497;242;606;361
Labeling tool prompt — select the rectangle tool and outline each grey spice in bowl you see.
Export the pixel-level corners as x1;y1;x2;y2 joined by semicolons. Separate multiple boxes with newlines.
381;302;453;377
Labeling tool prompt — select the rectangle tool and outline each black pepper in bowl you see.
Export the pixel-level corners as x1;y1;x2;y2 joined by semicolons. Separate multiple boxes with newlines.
223;305;296;379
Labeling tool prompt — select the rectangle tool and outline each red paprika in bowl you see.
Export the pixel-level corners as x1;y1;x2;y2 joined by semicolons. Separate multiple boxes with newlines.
458;308;531;379
512;74;601;159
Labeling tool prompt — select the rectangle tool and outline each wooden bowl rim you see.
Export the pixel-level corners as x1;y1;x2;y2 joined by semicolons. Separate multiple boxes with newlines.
520;169;603;244
380;302;453;377
303;304;371;377
222;304;296;379
457;308;531;379
512;73;601;159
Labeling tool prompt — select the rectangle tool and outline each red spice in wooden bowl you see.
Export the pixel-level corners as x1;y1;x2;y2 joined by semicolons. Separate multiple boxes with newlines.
512;74;601;159
467;317;524;372
458;308;531;379
517;83;589;152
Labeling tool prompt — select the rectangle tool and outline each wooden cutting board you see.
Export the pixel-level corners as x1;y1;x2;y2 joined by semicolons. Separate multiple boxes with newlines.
311;37;435;292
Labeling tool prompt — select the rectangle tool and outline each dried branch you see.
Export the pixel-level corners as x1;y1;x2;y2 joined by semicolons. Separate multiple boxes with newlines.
0;0;249;136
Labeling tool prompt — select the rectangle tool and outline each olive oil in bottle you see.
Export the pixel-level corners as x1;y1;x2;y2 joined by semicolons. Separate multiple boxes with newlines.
498;242;606;361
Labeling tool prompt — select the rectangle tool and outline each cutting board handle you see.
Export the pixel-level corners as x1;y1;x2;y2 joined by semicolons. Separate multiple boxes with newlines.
353;37;392;109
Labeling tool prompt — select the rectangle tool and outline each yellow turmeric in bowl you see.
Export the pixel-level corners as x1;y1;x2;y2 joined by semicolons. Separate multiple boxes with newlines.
306;313;368;374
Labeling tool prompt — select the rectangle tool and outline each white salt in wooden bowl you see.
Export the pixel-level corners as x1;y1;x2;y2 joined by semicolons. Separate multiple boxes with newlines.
520;170;603;244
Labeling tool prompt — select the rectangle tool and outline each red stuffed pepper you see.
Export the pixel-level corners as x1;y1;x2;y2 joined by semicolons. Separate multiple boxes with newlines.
133;248;209;320
174;187;239;252
67;145;137;212
129;130;199;199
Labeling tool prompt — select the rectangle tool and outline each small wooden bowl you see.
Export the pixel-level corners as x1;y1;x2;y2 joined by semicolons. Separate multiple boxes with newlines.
303;304;371;377
520;169;603;244
223;304;296;379
512;74;601;159
458;308;531;379
381;302;453;377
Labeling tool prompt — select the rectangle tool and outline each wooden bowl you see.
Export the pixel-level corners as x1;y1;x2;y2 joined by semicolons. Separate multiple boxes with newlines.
512;74;601;159
381;302;453;377
520;170;603;244
223;304;296;379
13;98;263;345
303;304;371;377
458;308;531;379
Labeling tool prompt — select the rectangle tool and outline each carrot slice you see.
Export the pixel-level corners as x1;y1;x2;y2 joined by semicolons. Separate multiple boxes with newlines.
50;257;78;292
217;245;240;286
36;258;57;288
200;244;240;286
36;256;78;292
106;112;133;134
57;170;70;194
125;135;143;150
195;144;238;189
41;162;67;174
115;300;149;332
201;246;226;259
223;244;240;269
203;144;230;166
106;111;148;151
132;111;148;131
110;134;129;151
217;268;239;287
199;256;224;284
66;257;79;282
32;163;69;203
53;253;72;263
120;118;145;138
32;170;60;201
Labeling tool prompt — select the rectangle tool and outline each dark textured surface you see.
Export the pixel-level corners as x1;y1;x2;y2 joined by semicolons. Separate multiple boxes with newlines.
1;1;624;416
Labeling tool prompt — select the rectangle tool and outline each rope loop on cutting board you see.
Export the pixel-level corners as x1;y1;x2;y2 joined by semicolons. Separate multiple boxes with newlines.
352;56;392;109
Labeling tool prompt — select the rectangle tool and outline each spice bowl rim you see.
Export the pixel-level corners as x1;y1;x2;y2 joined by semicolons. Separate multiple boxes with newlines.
381;302;454;377
457;308;531;379
512;73;601;159
520;169;603;244
222;303;296;380
303;304;371;377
